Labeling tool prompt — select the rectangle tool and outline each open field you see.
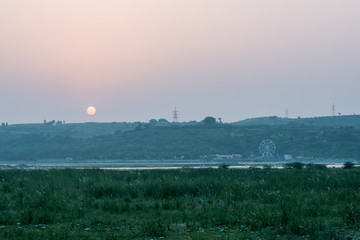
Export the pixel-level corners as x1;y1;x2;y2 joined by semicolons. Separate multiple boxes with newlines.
1;168;360;239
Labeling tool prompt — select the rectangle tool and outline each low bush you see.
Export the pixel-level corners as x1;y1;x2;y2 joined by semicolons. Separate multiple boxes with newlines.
218;164;229;169
306;163;327;170
343;161;355;169
284;162;305;169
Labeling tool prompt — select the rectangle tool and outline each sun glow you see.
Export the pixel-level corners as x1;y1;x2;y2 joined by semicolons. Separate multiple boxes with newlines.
87;106;96;116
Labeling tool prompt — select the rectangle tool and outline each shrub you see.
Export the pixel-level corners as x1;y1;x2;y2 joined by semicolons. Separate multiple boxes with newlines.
218;164;229;169
142;219;167;237
284;162;305;169
262;164;272;170
306;163;327;170
343;161;355;169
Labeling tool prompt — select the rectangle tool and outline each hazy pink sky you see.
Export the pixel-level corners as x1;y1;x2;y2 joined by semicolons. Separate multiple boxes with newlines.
1;0;360;123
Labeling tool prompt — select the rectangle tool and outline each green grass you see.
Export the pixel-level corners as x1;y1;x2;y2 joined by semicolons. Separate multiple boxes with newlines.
1;168;360;239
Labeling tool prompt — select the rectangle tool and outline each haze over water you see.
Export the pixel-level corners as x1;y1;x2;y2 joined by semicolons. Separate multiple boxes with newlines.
1;0;359;123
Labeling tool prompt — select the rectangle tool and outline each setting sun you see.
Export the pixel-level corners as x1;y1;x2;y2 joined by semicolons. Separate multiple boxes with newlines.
87;106;96;116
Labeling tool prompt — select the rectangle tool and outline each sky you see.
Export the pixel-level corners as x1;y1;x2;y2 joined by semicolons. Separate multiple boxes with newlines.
1;0;360;124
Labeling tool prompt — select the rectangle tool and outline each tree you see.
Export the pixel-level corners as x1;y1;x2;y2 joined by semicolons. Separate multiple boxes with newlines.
135;122;143;130
202;116;216;125
218;164;229;169
158;119;169;125
284;162;304;169
343;161;355;169
149;119;158;126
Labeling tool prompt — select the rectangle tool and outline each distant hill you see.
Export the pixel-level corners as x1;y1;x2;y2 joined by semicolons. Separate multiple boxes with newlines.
84;124;360;160
0;122;136;138
232;115;360;128
1;117;360;161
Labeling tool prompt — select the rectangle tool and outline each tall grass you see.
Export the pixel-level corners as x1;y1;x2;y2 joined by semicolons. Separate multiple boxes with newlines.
0;168;360;239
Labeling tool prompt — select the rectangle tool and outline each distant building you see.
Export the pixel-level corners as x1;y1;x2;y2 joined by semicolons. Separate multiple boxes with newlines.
279;154;293;160
44;120;65;126
44;120;55;125
214;154;242;160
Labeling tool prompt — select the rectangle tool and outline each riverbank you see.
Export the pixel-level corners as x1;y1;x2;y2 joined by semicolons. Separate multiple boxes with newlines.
0;158;356;170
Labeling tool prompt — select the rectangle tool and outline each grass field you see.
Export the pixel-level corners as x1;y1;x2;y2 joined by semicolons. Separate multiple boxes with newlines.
0;168;360;239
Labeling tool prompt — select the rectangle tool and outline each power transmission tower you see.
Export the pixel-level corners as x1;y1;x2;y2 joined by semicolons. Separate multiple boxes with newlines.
332;104;335;117
285;108;288;118
172;106;179;122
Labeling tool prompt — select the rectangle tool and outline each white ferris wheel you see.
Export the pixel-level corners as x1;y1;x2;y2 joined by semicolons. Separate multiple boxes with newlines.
259;139;276;159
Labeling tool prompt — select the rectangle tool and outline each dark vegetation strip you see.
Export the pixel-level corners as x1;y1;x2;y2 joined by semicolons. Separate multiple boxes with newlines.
2;124;360;160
